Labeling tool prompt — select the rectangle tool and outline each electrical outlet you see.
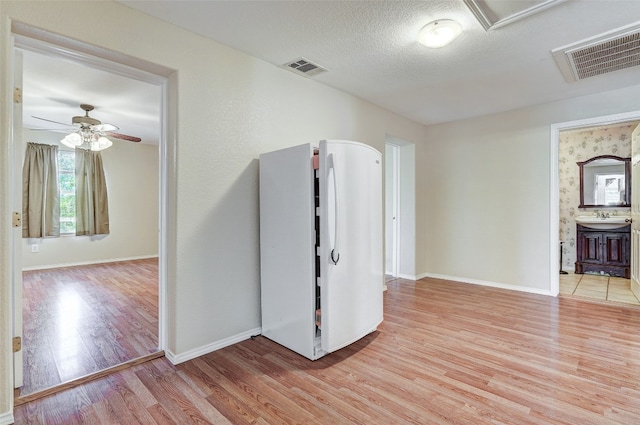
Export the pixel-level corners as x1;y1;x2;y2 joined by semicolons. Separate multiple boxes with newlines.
31;244;39;253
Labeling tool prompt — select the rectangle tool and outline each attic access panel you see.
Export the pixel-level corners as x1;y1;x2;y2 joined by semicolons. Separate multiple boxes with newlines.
464;0;566;31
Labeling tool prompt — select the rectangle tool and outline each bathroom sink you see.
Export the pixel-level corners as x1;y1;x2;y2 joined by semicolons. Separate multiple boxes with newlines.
575;215;631;230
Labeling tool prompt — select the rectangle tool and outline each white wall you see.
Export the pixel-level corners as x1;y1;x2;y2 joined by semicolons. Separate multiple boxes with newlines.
418;84;640;293
398;142;416;278
0;1;427;419
20;129;159;269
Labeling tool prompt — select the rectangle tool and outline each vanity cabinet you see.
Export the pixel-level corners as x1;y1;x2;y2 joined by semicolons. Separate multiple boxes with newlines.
575;224;630;278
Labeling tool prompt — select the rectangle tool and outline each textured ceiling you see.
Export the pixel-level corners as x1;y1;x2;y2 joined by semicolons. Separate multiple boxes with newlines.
21;0;640;141
118;0;640;126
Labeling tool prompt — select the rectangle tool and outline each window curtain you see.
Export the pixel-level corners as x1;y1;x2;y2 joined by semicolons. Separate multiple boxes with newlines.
22;142;60;238
75;149;110;236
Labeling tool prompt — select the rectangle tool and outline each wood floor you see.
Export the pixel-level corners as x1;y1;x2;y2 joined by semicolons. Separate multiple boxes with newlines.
19;258;159;397
14;276;640;424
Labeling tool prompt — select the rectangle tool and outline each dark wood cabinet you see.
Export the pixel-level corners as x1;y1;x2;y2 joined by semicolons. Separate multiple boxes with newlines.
575;224;630;278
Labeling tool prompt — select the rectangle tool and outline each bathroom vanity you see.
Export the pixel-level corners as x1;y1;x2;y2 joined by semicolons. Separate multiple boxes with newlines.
573;155;632;278
575;223;630;278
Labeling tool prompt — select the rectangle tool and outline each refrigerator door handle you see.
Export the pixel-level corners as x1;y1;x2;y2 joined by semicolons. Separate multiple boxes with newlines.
328;153;340;265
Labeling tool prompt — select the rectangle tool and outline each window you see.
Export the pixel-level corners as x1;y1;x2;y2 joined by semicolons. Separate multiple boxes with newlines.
58;150;76;234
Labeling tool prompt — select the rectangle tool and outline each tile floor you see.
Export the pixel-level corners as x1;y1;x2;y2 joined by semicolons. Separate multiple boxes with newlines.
559;273;640;305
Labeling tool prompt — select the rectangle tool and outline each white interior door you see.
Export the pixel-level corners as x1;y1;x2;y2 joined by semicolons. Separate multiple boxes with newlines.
12;47;24;389
630;123;640;299
385;143;399;277
319;140;384;354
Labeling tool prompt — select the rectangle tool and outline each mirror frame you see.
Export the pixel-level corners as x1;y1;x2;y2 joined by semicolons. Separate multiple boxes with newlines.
577;155;631;209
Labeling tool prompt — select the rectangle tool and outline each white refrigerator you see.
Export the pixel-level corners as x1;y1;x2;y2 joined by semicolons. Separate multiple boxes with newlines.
259;140;383;360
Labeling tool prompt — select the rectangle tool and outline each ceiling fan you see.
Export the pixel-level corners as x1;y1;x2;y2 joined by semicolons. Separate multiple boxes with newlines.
32;104;142;151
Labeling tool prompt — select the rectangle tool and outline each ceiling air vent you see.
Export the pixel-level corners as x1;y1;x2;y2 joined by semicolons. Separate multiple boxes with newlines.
282;57;327;78
552;22;640;82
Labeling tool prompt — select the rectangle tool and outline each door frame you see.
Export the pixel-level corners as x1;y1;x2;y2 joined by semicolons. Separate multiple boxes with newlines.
385;142;400;278
8;24;174;393
550;110;640;296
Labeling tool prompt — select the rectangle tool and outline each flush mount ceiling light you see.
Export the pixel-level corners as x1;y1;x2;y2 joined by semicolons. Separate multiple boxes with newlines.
417;19;463;48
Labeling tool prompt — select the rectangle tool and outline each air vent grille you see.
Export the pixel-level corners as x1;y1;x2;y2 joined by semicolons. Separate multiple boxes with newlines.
552;23;640;82
571;33;640;79
282;57;327;78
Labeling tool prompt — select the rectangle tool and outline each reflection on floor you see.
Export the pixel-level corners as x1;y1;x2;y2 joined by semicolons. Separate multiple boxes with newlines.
20;259;159;397
560;273;640;305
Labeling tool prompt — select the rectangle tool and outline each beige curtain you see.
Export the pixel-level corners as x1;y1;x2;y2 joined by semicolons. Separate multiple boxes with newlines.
75;149;110;236
22;142;60;238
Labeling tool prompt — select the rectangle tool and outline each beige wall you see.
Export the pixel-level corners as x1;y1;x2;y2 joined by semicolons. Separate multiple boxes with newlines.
20;129;159;269
0;1;426;419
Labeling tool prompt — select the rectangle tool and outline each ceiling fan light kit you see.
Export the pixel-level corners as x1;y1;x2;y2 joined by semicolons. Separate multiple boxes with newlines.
59;104;115;151
61;131;113;151
417;19;462;48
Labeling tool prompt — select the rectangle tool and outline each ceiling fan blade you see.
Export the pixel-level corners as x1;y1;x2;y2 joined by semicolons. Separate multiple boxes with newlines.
28;128;70;134
93;123;119;132
106;132;141;143
31;116;72;127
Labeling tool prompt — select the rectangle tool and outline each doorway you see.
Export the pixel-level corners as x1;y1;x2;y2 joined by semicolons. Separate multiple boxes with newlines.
10;30;170;400
384;136;416;282
551;112;640;304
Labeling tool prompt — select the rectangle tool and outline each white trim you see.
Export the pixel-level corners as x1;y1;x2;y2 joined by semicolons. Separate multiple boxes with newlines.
464;0;566;31
0;411;14;425
417;272;555;296
165;327;262;365
550;110;640;297
12;22;172;82
550;125;560;297
21;255;159;272
9;34;23;394
158;71;177;358
397;273;417;281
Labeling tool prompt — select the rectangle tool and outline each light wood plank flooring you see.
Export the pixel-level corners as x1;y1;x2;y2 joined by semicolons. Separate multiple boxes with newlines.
560;272;640;305
19;259;159;397
14;276;640;424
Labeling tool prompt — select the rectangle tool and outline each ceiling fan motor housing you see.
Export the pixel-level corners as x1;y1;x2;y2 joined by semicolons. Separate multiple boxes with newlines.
72;103;101;126
72;115;100;126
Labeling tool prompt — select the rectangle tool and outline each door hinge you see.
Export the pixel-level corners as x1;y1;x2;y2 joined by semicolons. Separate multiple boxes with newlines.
12;212;21;228
13;336;21;353
13;87;22;104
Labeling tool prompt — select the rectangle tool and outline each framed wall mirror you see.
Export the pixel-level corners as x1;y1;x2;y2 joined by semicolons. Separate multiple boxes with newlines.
577;155;631;208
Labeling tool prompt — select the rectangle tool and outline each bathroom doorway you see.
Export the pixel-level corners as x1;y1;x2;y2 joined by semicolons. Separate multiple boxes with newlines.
554;114;640;305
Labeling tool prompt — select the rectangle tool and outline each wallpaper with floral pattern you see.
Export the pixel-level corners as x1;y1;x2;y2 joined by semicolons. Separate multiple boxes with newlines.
559;122;638;271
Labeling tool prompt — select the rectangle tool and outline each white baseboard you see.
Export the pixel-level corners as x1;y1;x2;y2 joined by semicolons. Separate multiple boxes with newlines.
165;327;262;365
385;274;417;280
0;411;14;425
417;272;554;297
22;255;159;271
